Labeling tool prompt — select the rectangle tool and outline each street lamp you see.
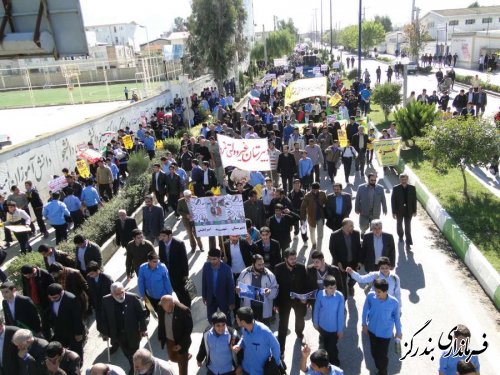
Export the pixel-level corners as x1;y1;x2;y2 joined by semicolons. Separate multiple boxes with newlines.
138;24;153;86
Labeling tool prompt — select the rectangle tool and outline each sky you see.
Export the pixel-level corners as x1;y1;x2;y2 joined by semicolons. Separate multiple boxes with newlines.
80;0;499;43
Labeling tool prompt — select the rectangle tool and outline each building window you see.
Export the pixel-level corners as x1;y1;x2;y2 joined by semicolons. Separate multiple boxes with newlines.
449;20;459;26
465;19;475;25
114;26;117;33
427;22;435;28
115;37;119;44
482;17;492;24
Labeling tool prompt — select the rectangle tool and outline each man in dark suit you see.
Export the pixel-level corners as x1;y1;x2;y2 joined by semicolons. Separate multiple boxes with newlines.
73;234;102;278
267;203;300;252
306;250;346;308
165;165;182;214
254;226;282;271
1;281;42;335
115;210;138;248
86;261;113;335
38;244;76;269
202;249;235;326
190;160;204;197
46;284;86;360
21;265;55;311
223;235;256;310
351;125;369;174
158;228;190;307
100;282;148;375
12;328;49;375
201;161;218;195
150;163;168;213
43;341;81;375
48;263;90;314
0;318;20;375
361;220;396;272
329;218;363;296
274;249;308;357
157;295;193;375
325;183;352;231
391;173;417;251
142;195;164;244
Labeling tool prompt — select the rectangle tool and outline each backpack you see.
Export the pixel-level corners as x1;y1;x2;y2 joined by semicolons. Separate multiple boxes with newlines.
202;327;239;369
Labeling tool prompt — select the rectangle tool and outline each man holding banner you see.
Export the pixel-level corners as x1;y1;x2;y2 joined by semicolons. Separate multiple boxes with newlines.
236;254;278;326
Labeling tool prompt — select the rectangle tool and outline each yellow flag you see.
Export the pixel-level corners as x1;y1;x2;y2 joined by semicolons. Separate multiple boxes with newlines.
76;159;91;179
122;134;133;150
329;92;342;107
155;140;163;150
337;129;348;147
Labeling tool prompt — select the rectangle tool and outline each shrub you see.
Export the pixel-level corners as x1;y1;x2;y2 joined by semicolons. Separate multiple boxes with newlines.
127;151;150;179
371;82;402;121
162;138;181;155
454;74;500;93
376;56;392;63
393;100;438;142
417;66;432;74
347;68;359;81
5;252;45;290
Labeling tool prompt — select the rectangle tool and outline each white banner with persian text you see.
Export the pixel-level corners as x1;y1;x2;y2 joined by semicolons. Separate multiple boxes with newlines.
284;77;327;106
217;134;271;171
190;195;247;237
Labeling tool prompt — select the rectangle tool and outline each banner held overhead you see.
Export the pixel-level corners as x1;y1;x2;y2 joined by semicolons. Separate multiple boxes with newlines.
284;77;327;106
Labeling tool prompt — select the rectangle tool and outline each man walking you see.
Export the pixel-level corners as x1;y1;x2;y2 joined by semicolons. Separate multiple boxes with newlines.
101;282;148;375
1;281;42;335
300;182;327;250
142;195;164;244
355;173;387;235
126;229;156;279
361;220;396;272
391;173;417;251
352;126;368;176
114;209;138;248
150;164;168;214
176;190;204;253
73;234;102;278
137;252;173;315
325;183;352;232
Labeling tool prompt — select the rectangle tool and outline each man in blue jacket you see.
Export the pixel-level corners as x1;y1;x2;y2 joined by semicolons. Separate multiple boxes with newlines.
138;252;173;316
202;248;235;326
362;279;402;375
233;307;282;375
43;192;70;244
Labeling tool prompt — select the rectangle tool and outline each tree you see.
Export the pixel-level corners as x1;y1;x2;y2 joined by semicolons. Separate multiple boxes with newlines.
374;15;393;32
393;100;438;142
468;2;480;8
321;29;341;46
186;0;248;91
421;117;499;199
403;22;431;60
173;17;186;32
277;18;299;42
372;83;402;121
339;21;385;52
250;29;295;61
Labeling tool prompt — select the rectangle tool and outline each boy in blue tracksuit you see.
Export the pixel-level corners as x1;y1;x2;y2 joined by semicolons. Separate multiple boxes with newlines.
299;151;313;190
234;307;282;375
313;276;345;367
362;278;402;375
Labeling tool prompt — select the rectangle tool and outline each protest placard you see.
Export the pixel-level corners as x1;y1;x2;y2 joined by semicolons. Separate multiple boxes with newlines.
189;194;246;237
284;77;327;106
217;134;271;171
373;138;402;166
76;159;91;179
238;282;265;303
122;134;133;149
48;176;68;192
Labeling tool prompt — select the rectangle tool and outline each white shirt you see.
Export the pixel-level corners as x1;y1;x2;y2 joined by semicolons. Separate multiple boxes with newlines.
350;270;402;308
46;252;56;266
373;235;384;262
77;245;87;271
52;292;64;316
203;170;209;185
230;242;246;274
342;146;357;158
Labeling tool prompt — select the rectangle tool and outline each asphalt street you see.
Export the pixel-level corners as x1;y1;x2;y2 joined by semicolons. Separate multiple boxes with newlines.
82;156;500;375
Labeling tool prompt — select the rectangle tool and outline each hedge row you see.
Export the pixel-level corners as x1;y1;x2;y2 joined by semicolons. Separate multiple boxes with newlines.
455;74;500;93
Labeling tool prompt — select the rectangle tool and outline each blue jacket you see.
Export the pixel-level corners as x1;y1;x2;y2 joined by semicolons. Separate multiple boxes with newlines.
313;290;345;333
143;136;155;151
362;292;402;339
81;186;100;207
299;157;313;178
239;321;281;375
202;261;234;310
43;200;70;225
138;262;173;300
63;195;82;212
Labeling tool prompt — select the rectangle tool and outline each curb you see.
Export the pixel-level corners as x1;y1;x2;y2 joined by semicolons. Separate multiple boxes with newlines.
394;160;500;310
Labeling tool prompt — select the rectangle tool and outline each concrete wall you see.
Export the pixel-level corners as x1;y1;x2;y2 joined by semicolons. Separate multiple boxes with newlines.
0;74;216;200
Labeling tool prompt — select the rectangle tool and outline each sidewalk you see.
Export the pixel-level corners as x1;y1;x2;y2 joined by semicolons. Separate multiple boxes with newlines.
376;53;500;86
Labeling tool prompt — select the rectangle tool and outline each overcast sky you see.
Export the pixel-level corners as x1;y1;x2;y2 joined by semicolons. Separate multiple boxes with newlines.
81;0;499;43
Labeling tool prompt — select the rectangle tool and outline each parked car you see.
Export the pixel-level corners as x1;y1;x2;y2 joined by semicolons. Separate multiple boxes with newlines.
0;134;11;149
407;61;417;74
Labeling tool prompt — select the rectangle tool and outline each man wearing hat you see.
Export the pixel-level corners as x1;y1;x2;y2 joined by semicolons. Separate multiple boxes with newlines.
46;283;86;359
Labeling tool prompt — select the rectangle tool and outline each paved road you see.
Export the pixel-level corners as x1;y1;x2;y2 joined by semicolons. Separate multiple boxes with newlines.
81;157;500;374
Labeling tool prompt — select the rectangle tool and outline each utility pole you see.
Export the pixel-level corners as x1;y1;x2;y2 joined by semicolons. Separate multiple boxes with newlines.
411;0;415;23
358;0;362;79
320;0;323;47
314;9;318;46
329;0;333;54
262;24;268;66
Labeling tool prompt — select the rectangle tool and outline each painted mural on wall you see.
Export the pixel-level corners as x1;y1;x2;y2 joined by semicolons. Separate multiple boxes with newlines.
0;95;166;199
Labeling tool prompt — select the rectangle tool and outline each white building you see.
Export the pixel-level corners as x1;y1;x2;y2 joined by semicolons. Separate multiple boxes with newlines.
421;6;500;43
243;0;255;46
85;22;143;52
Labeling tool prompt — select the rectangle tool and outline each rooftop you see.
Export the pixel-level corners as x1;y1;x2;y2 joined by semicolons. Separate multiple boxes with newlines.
431;5;500;17
166;31;189;41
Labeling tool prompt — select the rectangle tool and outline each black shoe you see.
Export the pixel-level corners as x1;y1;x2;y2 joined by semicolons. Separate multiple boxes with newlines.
190;249;196;254
199;248;205;252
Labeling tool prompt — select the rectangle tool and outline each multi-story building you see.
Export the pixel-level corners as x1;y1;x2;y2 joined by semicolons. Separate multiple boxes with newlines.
85;22;143;52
